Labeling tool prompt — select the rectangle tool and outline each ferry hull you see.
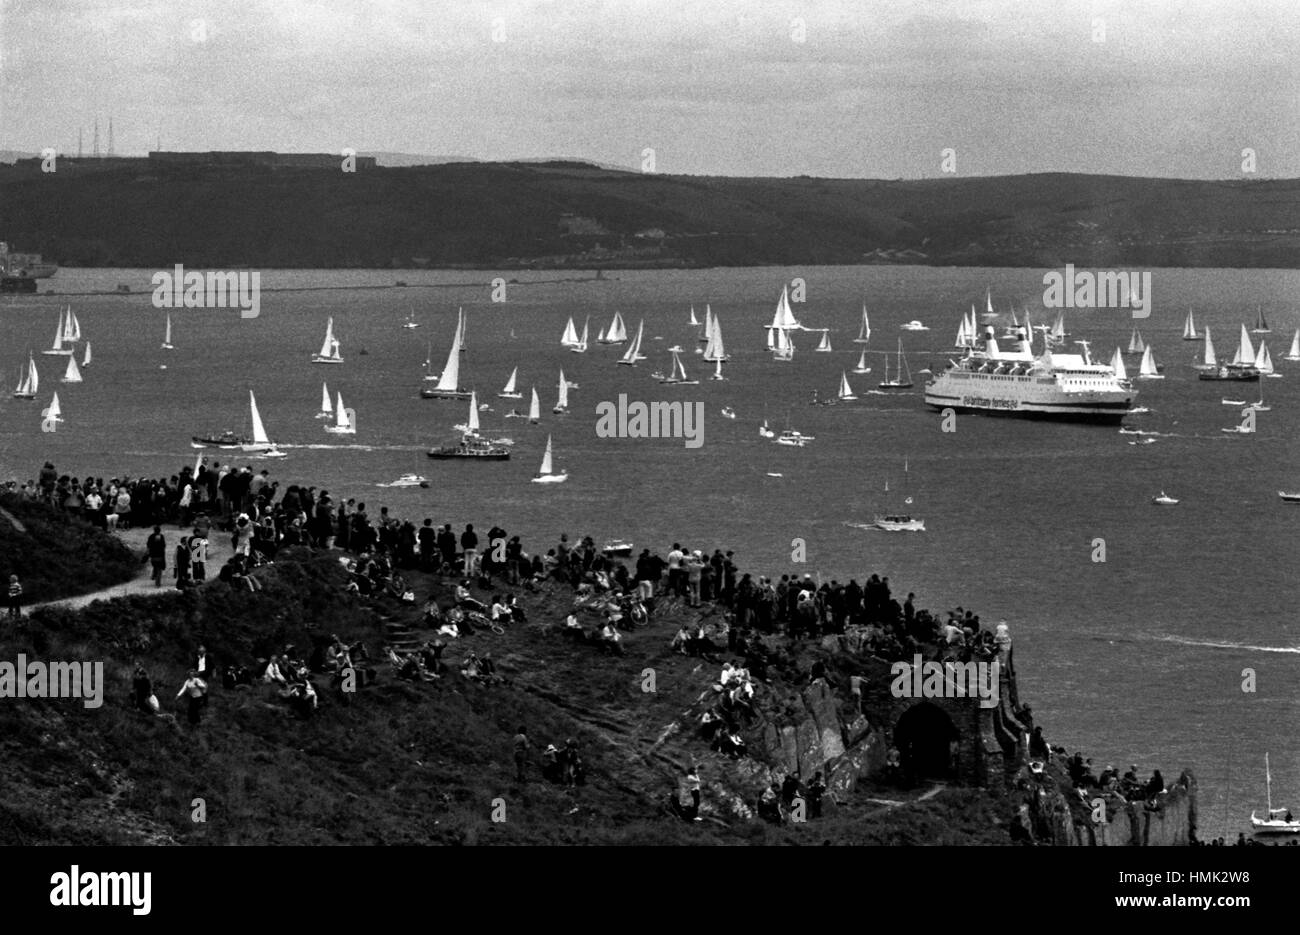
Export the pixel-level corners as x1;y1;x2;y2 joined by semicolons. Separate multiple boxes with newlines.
924;392;1133;425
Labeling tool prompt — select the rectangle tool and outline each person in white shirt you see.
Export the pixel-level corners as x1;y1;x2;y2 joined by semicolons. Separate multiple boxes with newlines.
176;670;208;724
263;655;287;686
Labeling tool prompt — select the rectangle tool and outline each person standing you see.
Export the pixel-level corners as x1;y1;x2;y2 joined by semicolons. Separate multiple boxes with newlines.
513;725;530;782
461;524;479;577
189;529;209;582
6;574;22;619
176;669;208;725
146;526;167;587
685;764;702;820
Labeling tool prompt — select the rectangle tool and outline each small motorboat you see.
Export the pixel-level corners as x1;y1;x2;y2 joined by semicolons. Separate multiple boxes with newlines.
720;407;736;419
1151;491;1179;505
1222;398;1247;406
1278;491;1300;503
874;514;925;532
900;320;929;331
377;474;428;488
774;429;814;447
602;540;634;557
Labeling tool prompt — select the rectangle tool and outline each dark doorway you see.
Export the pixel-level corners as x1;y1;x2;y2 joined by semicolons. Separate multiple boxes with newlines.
894;702;960;781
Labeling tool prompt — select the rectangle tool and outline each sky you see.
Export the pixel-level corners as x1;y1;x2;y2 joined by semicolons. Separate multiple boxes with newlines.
1;0;1297;179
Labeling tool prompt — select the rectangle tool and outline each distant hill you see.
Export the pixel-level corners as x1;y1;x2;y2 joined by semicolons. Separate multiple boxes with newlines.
0;160;1296;268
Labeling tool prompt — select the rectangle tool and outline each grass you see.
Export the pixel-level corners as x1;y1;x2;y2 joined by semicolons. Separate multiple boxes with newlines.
0;495;138;603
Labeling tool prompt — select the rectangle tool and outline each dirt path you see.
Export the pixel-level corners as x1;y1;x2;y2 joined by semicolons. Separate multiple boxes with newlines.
32;525;232;611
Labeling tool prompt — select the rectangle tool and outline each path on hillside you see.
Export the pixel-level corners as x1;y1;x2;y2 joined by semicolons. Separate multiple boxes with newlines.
862;782;946;811
31;526;232;612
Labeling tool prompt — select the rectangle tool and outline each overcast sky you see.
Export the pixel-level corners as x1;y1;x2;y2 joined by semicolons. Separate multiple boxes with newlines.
2;0;1297;178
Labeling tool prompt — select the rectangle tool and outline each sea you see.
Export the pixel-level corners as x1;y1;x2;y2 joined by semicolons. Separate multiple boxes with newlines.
2;264;1297;841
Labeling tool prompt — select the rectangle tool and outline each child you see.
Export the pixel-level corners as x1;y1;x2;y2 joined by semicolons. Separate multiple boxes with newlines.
6;574;21;618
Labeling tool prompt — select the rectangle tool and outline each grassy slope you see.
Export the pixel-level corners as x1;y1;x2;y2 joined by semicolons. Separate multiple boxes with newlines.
1;163;1297;268
0;547;1018;845
0;496;137;604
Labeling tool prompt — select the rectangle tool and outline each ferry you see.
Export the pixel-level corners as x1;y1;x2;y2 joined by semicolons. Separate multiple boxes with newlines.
924;325;1134;424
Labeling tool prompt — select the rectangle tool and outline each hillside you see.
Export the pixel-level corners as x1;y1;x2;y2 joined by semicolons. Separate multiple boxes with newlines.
0;507;1197;845
1;161;1297;269
0;495;137;604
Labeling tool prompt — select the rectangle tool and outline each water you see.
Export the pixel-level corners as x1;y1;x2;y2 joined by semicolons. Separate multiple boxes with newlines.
2;264;1298;840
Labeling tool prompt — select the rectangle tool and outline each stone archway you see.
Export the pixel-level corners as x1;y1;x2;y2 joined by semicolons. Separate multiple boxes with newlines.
894;702;960;781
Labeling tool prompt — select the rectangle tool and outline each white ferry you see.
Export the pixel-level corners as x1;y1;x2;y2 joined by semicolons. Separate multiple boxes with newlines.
924;325;1134;424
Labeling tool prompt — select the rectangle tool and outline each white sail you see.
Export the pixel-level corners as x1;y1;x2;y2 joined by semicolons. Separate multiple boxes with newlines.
772;326;794;359
1128;328;1145;353
1183;309;1197;340
702;305;713;341
320;382;332;415
571;317;589;352
162;313;174;348
1110;348;1127;381
560;317;580;346
986;289;994;315
767;286;801;347
81;342;91;368
62;355;82;383
816;331;832;352
539;436;554;474
838;371;856;400
1254;306;1270;332
1237;324;1255;366
1203;327;1217;367
673;351;688;381
249;390;271;445
318;318;335;357
1139;345;1160;377
711;356;724;380
853;350;871;373
703;314;728;361
955;316;969;348
1050;312;1065;341
50;310;65;353
612;312;627;342
458;308;466;350
597;324;607;342
14;354;38;396
555;370;569;410
334;392;351;431
1255;341;1274;375
48;391;62;420
855;306;872;343
434;314;463;391
467;391;480;433
1287;329;1300;361
528;387;540;422
62;308;81;343
502;367;518;395
688;305;700;327
620;320;645;363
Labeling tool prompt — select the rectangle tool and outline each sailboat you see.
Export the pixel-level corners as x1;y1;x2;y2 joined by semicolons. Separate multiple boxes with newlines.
618;320;646;365
1151;491;1179;506
1182;309;1198;341
771;326;795;361
560;316;580;348
759;418;775;438
12;354;38;399
852;350;872;374
878;340;913;389
954;310;973;349
421;310;472;399
1195;327;1217;372
702;313;728;362
1110;348;1128;382
688;305;700;327
599;311;628;344
528;387;541;423
42;309;74;356
1137;346;1164;380
1252;306;1271;334
429;391;510;459
242;390;286;456
570;317;590;353
161;313;174;350
659;350;699;385
1254;341;1278;377
709;356;725;381
1285;329;1300;362
837;371;857;401
815;331;833;352
60;354;82;384
498;367;522;399
766;286;801;348
553;370;570;413
315;382;333;419
403;310;420;330
530;435;568;483
1048;311;1067;345
874;458;924;531
854;306;871;344
81;342;91;369
311;317;344;364
1231;324;1256;369
45;391;63;427
699;305;713;343
454;390;482;436
1251;754;1300;834
1127;328;1145;354
323;391;355;435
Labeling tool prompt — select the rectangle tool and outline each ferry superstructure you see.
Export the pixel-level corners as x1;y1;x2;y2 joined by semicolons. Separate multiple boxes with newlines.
924;326;1134;424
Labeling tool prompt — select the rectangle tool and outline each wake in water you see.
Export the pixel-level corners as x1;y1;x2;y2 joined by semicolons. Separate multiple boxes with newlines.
1149;634;1300;655
280;443;426;451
